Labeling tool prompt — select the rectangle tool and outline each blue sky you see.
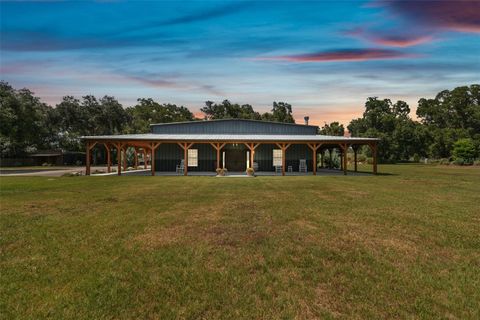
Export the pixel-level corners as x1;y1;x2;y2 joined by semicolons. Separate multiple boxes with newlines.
1;0;479;125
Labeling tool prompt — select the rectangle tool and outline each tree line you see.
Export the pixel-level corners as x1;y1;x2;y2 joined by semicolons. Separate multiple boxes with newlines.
1;81;478;163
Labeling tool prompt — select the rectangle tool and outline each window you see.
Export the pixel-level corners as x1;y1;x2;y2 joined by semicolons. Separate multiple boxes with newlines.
188;149;198;167
273;149;282;166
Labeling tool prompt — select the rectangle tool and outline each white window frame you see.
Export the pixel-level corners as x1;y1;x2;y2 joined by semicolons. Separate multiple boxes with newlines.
273;149;282;166
188;149;198;167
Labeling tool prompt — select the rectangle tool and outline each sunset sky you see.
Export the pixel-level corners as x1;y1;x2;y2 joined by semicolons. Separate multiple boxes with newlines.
1;0;479;125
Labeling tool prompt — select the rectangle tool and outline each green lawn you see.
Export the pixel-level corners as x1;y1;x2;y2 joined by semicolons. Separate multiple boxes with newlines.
1;165;479;319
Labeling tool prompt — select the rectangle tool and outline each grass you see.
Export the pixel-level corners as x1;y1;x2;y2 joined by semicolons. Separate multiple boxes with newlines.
1;164;479;319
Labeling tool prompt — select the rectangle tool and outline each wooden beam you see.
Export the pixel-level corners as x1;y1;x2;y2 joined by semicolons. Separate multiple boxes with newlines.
353;145;358;172
103;143;111;173
150;142;161;176
150;147;155;176
243;143;261;169
210;143;222;169
371;142;378;175
122;146;127;171
116;143;122;176
274;143;291;176
88;141;98;151
134;147;138;169
184;143;188;176
307;143;322;176
142;149;147;169
85;141;91;176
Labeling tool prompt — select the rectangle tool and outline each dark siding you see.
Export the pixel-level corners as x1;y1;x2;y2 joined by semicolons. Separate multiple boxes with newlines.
254;143;313;172
154;142;315;172
151;119;317;135
155;143;216;172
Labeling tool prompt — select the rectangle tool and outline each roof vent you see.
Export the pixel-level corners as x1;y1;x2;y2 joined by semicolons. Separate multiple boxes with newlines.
304;116;310;126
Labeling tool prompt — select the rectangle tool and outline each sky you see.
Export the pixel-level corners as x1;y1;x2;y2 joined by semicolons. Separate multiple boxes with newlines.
1;0;479;126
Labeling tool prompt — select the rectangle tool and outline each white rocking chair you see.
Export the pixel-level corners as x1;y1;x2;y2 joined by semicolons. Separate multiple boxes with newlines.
299;159;307;173
176;159;185;174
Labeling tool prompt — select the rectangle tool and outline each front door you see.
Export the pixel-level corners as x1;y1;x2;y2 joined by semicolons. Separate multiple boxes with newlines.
226;149;246;171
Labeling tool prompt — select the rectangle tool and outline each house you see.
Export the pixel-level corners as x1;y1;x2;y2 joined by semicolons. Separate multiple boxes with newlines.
81;119;379;176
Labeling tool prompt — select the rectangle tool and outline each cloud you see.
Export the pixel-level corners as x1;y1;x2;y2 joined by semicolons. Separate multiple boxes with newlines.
159;1;250;26
345;27;433;47
254;48;416;63
378;0;480;33
0;28;185;52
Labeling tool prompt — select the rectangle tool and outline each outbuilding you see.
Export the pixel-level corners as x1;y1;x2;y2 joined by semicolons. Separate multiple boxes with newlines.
82;119;379;176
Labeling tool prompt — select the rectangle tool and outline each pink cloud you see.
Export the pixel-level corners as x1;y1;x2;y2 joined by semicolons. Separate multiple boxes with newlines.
379;0;480;33
345;27;433;47
255;49;416;63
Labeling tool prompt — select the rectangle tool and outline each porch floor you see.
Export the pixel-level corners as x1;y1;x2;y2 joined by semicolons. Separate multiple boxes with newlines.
115;168;372;176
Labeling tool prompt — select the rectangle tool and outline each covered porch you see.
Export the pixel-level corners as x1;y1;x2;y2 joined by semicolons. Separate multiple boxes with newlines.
82;135;379;176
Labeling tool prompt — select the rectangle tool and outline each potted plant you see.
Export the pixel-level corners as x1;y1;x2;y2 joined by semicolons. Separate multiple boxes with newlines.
216;168;228;176
246;167;255;177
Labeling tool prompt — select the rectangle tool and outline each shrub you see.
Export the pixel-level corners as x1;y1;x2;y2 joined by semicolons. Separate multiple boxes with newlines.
474;160;480;166
453;138;476;163
357;154;367;163
439;158;450;165
413;153;421;163
452;158;465;166
75;160;82;166
324;153;341;169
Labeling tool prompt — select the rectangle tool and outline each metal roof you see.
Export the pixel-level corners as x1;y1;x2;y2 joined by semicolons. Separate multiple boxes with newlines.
81;133;379;142
149;118;319;129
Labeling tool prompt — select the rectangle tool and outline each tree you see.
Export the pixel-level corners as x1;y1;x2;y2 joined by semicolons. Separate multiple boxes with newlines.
266;101;295;123
348;97;420;162
452;138;477;161
53;95;129;150
319;122;344;136
0;81;54;157
201;100;261;120
126;98;194;133
417;84;480;158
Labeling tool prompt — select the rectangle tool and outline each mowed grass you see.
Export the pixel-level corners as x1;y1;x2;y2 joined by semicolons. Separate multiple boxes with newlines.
1;165;479;319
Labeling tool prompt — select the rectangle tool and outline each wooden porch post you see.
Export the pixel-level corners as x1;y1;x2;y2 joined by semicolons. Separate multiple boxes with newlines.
150;147;154;176
353;145;358;172
276;143;291;176
116;143;122;175
86;141;91;176
307;143;321;176
372;142;378;175
339;148;343;171
243;143;260;169
150;142;161;176
210;143;226;170
143;149;147;169
103;143;111;173
122;146;127;171
343;144;348;175
134;147;138;170
329;148;333;169
178;142;194;176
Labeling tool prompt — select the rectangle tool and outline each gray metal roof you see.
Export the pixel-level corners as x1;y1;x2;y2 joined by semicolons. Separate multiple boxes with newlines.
81;133;379;142
150;118;319;129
